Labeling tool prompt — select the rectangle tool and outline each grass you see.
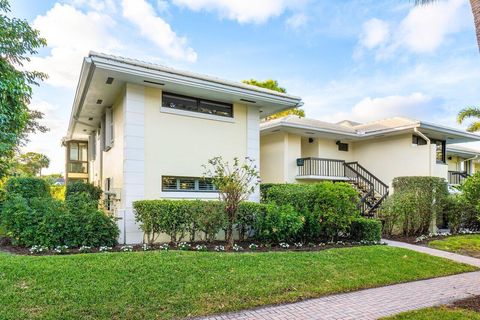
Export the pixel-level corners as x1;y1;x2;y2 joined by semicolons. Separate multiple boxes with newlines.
0;246;476;320
429;235;480;258
382;306;480;319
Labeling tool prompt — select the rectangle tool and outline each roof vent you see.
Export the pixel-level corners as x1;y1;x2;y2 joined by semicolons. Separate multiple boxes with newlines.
106;77;114;84
144;80;165;86
240;98;256;104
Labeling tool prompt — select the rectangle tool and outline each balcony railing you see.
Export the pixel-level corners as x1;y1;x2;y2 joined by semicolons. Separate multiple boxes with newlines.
296;158;346;178
448;171;469;185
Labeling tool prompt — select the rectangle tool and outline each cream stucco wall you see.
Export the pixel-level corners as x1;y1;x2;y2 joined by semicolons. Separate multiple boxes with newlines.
260;132;286;183
143;87;249;200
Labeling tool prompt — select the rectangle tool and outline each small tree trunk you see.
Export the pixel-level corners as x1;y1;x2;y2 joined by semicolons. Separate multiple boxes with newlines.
225;225;234;250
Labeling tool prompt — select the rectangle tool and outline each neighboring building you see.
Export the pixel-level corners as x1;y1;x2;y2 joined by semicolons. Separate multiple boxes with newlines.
260;116;480;214
63;52;302;244
446;145;480;185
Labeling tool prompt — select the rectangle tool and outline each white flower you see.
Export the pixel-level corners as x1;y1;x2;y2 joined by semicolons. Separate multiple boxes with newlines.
214;245;225;252
160;243;170;251
248;243;258;251
120;245;133;252
233;244;243;252
279;242;290;249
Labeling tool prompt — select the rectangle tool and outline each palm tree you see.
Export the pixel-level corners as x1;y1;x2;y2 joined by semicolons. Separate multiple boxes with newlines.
416;0;480;52
457;106;480;132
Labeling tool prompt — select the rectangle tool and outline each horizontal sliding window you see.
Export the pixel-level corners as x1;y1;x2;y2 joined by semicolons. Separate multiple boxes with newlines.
162;176;217;192
162;92;233;118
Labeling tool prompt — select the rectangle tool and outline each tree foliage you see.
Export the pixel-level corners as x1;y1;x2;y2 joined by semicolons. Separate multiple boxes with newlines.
457;106;480;132
0;0;48;178
14;152;50;177
242;79;305;120
203;157;260;249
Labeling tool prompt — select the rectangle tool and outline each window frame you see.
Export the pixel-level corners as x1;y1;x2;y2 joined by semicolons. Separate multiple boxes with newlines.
66;141;89;174
161;176;218;192
162;92;234;118
431;139;446;164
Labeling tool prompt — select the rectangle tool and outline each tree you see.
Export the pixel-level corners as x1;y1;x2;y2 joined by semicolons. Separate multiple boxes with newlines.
14;152;50;177
457;106;480;132
242;79;305;120
0;0;48;178
203;157;260;250
415;0;480;52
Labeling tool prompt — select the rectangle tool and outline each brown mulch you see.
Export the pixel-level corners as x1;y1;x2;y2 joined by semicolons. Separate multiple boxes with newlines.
450;295;480;313
0;237;376;256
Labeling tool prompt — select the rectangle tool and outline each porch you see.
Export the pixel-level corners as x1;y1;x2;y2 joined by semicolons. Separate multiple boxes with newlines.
448;171;470;185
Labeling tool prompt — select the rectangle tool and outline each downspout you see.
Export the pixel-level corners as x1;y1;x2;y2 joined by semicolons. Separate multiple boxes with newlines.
414;128;432;176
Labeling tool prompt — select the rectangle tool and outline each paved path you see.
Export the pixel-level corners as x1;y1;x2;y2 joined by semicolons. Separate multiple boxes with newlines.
383;239;480;267
196;242;480;320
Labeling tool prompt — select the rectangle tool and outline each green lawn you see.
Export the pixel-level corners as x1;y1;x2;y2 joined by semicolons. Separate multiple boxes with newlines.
0;246;476;320
429;235;480;258
383;307;480;319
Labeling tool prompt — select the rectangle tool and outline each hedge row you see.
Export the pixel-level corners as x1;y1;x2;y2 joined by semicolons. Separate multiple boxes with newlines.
0;178;118;247
134;182;382;243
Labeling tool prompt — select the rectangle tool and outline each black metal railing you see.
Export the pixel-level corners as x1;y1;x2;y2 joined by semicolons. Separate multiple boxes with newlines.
448;171;470;185
297;158;346;177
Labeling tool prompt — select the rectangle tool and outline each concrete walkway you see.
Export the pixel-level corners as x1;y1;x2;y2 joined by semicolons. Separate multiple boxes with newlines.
196;242;480;320
383;239;480;267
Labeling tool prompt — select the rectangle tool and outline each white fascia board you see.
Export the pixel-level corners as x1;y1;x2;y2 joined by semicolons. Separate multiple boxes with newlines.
90;56;301;108
419;122;480;141
66;58;95;139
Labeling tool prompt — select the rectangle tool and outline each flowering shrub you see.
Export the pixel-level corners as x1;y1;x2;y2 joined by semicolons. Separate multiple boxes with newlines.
195;244;208;252
214;245;225;252
29;245;48;254
142;243;151;251
248;243;258;251
160;243;169;251
79;245;92;253
279;242;290;249
232;244;243;252
120;245;133;252
99;246;112;252
53;245;68;254
178;242;191;251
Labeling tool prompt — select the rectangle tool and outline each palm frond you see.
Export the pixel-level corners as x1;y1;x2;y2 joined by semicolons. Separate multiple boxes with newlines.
457;106;480;124
467;121;480;133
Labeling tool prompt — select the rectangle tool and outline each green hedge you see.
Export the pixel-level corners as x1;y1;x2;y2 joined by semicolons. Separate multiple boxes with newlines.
379;176;449;236
458;172;480;230
262;182;360;241
350;217;382;242
0;178;118;248
66;181;102;202
5;177;50;199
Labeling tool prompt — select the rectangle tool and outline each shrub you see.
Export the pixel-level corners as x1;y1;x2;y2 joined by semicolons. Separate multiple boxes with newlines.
50;185;65;201
0;193;118;248
66;181;102;202
262;182;360;241
379;177;449;237
237;202;266;241
191;200;226;242
5;177;50;199
254;203;304;243
458;172;480;230
350;217;382;242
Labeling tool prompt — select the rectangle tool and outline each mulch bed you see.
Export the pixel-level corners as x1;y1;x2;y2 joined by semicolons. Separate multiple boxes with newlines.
0;237;379;256
450;295;480;313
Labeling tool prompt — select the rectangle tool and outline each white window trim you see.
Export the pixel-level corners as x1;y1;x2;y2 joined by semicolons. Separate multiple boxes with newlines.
160;105;235;123
159;191;220;199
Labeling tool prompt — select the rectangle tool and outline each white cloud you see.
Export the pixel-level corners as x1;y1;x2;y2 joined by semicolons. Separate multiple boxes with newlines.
67;0;118;13
171;0;291;24
359;18;389;49
122;0;197;62
286;13;308;29
29;3;120;88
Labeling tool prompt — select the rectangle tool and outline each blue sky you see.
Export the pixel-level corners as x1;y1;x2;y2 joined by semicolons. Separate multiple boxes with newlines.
9;0;480;174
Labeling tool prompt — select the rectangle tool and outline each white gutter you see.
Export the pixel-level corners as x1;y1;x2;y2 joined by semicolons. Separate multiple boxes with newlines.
414;127;432;176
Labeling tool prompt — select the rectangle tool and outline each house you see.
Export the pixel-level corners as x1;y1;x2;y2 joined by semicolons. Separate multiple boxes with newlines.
260;116;480;214
63;52;302;244
446;145;480;185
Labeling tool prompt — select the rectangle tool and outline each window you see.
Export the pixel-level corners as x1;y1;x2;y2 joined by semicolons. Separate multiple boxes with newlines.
412;135;427;145
337;142;349;152
432;139;446;164
103;107;114;150
162;176;217;192
67;141;88;174
162;92;233;118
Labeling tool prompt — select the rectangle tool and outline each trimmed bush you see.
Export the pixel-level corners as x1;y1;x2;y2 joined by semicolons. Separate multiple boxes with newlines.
254;203;304;243
350;217;382;242
191;200;226;242
379;176;449;236
237;202;266;241
458;172;480;230
50;185;65;200
0;193;118;247
5;177;50;199
66;181;102;202
262;182;360;241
